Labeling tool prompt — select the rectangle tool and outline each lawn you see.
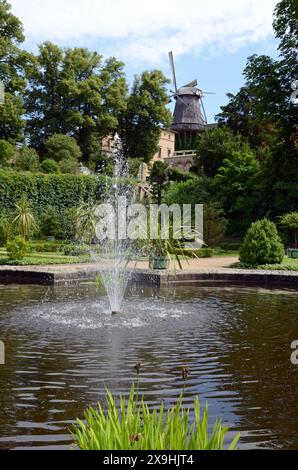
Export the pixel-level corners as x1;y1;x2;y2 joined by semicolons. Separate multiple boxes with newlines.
0;247;91;266
232;257;298;271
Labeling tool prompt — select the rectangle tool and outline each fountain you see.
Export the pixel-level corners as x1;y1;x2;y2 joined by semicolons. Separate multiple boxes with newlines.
90;134;138;315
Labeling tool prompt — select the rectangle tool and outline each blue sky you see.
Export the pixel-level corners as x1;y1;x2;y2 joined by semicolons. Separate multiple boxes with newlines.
10;0;279;122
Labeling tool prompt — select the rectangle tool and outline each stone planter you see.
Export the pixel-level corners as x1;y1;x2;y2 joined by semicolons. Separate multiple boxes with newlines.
287;248;298;259
149;254;170;270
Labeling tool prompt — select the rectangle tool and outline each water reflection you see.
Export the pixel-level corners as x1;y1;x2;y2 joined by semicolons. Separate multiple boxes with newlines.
0;283;297;449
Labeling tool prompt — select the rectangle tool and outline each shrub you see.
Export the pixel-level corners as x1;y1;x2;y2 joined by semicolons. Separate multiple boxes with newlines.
14;147;40;172
0;140;15;166
220;242;242;251
40;159;60;174
239;218;284;266
40;206;61;238
0;170;104;216
6;236;29;261
71;385;240;450
59;157;78;174
59;207;77;241
44;134;81;163
0;216;11;246
279;212;298;248
168;247;214;258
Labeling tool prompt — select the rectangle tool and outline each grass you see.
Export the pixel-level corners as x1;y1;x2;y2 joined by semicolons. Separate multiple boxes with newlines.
71;385;240;450
232;257;298;271
0;248;91;265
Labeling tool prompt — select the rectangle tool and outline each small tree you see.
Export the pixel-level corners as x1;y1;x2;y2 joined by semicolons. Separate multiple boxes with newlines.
15;147;40;172
239;218;284;266
279;212;298;248
13;196;36;240
40;158;60;174
40;206;61;238
149;161;168;204
76;203;96;244
6;236;29;261
44;134;82;163
0;140;15;166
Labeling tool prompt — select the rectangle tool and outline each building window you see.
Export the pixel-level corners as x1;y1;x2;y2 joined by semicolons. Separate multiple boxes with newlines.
158;148;162;159
168;149;171;157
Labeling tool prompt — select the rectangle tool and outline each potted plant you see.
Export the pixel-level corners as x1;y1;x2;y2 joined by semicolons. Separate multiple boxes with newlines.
149;239;170;270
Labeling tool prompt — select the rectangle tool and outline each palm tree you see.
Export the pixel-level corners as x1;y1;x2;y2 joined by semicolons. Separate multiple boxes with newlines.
76;203;97;244
13;196;36;240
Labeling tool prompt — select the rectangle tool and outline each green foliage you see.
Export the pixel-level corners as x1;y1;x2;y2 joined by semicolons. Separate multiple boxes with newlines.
169;247;214;258
40;158;60;174
0;139;15;165
149;160;169;204
165;176;213;207
220;242;242;251
14;146;40;172
0;0;32;143
39;206;61;238
25;43;127;159
0;215;11;245
89;148;114;175
6;236;28;260
71;385;239;450
128;157;143;178
279;211;298;247
0;170;104;215
12;195;36;239
59;207;78;241
195;127;251;177
204;203;227;247
44;134;81;163
239;218;284;266
121;70;172;163
76;203;96;244
58;157;78;174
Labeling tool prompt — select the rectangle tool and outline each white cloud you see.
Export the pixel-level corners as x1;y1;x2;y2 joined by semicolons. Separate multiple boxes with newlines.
10;0;278;64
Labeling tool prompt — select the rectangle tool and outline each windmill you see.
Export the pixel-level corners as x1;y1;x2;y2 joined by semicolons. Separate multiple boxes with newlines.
168;51;214;150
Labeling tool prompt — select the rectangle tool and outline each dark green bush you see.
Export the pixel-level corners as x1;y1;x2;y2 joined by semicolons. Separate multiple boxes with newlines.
0;140;15;166
59;207;77;241
239;218;284;266
44;134;81;163
168;247;214;258
220;242;242;251
0;216;11;246
0;170;105;216
59;157;78;174
14;147;40;172
39;206;61;238
40;159;60;174
6;236;29;260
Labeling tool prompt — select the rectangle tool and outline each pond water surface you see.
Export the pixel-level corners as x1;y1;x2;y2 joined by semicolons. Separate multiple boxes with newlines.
0;282;297;450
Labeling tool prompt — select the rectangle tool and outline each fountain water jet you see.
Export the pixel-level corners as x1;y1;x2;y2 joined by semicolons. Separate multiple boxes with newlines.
90;135;138;315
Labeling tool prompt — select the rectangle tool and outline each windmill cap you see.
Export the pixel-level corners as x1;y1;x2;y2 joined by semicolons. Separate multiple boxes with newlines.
176;86;201;96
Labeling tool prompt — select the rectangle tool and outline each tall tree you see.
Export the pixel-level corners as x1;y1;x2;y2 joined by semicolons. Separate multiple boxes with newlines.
195;126;252;177
120;70;172;163
25;43;127;159
216;86;277;153
0;0;32;143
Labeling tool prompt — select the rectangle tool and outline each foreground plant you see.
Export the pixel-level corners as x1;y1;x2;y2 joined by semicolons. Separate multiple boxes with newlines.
13;196;36;240
71;386;240;450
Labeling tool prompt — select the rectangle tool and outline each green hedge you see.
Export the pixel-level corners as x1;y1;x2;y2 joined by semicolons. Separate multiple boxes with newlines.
0;170;106;215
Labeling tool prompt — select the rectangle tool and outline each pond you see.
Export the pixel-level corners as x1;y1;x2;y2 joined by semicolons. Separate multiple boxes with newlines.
0;282;297;450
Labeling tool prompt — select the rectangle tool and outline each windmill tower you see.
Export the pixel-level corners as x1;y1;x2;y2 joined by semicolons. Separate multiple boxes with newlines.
168;51;214;151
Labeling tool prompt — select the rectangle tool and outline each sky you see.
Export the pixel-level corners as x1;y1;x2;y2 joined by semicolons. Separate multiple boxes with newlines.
9;0;279;122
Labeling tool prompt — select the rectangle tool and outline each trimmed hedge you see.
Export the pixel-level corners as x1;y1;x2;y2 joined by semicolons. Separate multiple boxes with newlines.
0;170;106;215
